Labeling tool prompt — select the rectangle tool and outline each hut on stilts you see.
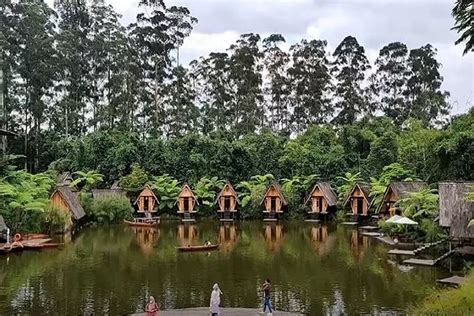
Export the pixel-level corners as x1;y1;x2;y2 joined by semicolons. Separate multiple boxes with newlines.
133;185;159;219
305;182;338;221
261;182;287;221
215;182;239;222
177;184;198;223
50;186;86;232
376;181;427;218
344;183;372;222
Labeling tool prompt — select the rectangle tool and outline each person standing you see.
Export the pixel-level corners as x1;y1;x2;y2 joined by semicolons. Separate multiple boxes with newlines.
210;283;222;316
262;279;273;315
145;296;159;316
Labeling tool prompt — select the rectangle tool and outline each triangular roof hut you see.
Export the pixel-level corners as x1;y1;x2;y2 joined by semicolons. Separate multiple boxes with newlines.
56;172;77;190
344;183;372;216
134;184;159;213
215;181;239;211
305;182;338;213
439;182;474;240
376;181;427;215
50;186;86;221
177;183;198;213
261;182;287;213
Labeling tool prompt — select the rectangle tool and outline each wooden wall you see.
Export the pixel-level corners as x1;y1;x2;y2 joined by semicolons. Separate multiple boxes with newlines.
350;186;369;215
50;192;74;227
309;186;328;213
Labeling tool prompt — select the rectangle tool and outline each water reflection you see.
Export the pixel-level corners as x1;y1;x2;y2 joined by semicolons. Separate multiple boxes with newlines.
263;223;284;252
130;227;160;255
218;224;238;253
350;229;370;261
307;224;335;256
177;224;198;247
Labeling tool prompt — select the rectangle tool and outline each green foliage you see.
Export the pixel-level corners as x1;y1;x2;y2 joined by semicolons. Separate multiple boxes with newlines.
150;175;180;213
194;177;225;216
119;164;149;193
396;188;439;220
452;0;474;55
419;218;446;242
71;170;104;191
237;174;274;219
89;197;134;224
336;172;363;200
282;175;318;216
43;204;70;233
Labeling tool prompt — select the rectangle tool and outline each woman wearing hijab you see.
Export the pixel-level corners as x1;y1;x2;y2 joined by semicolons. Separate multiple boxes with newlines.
145;296;159;316
209;283;222;316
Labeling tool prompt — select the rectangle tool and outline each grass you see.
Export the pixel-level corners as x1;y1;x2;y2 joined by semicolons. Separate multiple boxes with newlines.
411;272;474;315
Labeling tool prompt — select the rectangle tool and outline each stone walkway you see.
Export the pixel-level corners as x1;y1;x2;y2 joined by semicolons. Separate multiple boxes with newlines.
131;307;301;315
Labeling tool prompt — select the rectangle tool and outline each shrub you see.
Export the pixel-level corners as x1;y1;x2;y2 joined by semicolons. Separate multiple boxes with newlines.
89;196;134;224
42;204;70;233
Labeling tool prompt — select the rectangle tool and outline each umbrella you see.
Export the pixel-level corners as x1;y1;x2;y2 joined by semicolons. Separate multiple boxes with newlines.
393;217;418;225
385;215;403;223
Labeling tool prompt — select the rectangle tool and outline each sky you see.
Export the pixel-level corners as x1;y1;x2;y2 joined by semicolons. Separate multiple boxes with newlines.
48;0;473;115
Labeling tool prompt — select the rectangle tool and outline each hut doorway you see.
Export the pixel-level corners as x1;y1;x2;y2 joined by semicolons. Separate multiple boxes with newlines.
316;197;323;212
271;197;277;212
224;197;231;211
357;198;364;214
183;198;190;212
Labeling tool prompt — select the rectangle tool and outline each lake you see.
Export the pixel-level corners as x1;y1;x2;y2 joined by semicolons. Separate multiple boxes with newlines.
0;221;449;314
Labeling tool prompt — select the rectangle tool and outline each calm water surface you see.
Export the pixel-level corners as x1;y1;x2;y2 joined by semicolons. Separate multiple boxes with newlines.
0;221;449;315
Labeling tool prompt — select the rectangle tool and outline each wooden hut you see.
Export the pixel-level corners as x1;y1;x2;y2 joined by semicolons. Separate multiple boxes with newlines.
56;172;77;190
439;182;474;241
177;184;198;222
261;182;287;221
376;181;427;217
215;182;239;222
50;186;86;231
344;183;372;219
92;188;126;200
305;182;338;220
134;185;159;216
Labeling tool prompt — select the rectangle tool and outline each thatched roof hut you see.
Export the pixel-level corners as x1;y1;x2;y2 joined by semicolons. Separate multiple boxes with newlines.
177;183;198;213
376;181;427;215
134;185;159;213
305;182;338;214
215;182;239;211
57;172;75;189
50;186;86;221
439;182;474;240
92;189;126;200
344;183;372;216
261;182;287;214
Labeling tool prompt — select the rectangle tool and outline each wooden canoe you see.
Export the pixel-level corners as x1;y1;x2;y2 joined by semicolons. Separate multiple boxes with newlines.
124;219;159;227
177;244;219;252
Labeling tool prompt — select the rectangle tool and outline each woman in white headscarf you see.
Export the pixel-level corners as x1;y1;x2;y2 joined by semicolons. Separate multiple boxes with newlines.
210;283;222;316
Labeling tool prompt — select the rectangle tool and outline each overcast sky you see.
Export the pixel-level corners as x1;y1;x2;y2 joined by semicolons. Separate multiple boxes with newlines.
48;0;473;115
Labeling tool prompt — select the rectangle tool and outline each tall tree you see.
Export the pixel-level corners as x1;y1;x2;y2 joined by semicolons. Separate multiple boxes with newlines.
370;42;409;125
228;33;264;136
262;34;291;134
452;0;473;55
331;36;370;125
288;39;332;133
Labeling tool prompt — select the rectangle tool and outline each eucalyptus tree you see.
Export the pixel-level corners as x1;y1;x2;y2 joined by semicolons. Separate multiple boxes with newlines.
262;34;291;134
228;33;264;136
288;39;332;133
331;36;370;125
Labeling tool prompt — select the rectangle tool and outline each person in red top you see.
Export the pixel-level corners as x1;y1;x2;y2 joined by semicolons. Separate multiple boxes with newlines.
145;296;159;316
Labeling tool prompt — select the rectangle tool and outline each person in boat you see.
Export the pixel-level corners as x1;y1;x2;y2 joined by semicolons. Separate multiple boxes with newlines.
209;283;222;316
262;279;273;314
145;296;159;316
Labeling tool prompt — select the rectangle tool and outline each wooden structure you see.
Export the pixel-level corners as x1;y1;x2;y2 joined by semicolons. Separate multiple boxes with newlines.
134;185;159;215
215;182;239;221
0;215;8;242
376;181;427;217
50;186;86;231
344;183;372;218
305;182;337;219
439;182;474;241
177;184;198;222
92;188;126;200
261;182;287;221
56;172;77;191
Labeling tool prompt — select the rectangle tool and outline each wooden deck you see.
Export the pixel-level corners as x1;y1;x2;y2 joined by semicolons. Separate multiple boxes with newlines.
341;222;358;226
359;225;378;231
361;232;381;237
220;218;234;222
304;219;320;223
131;307;300;315
263;218;278;222
437;275;466;286
181;219;196;223
403;258;436;266
388;249;416;256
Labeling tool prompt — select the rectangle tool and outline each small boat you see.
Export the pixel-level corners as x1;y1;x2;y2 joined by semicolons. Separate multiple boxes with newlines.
124;218;160;227
177;244;219;252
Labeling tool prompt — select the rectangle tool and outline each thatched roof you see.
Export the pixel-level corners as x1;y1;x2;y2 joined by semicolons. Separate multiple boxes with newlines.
343;183;371;207
176;183;199;205
214;181;240;205
54;186;86;220
260;182;288;206
305;182;338;206
376;181;427;213
92;189;126;200
111;181;121;190
439;182;474;239
133;184;159;205
57;172;74;187
0;215;8;232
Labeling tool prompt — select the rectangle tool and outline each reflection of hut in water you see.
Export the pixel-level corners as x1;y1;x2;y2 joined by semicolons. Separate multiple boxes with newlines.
131;227;160;255
308;225;335;255
134;185;159;217
177;224;198;247
305;182;338;220
350;229;370;261
376;181;427;218
177;184;198;223
263;223;284;252
218;224;238;253
50;186;86;232
261;182;287;221
215;182;239;222
344;183;372;222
